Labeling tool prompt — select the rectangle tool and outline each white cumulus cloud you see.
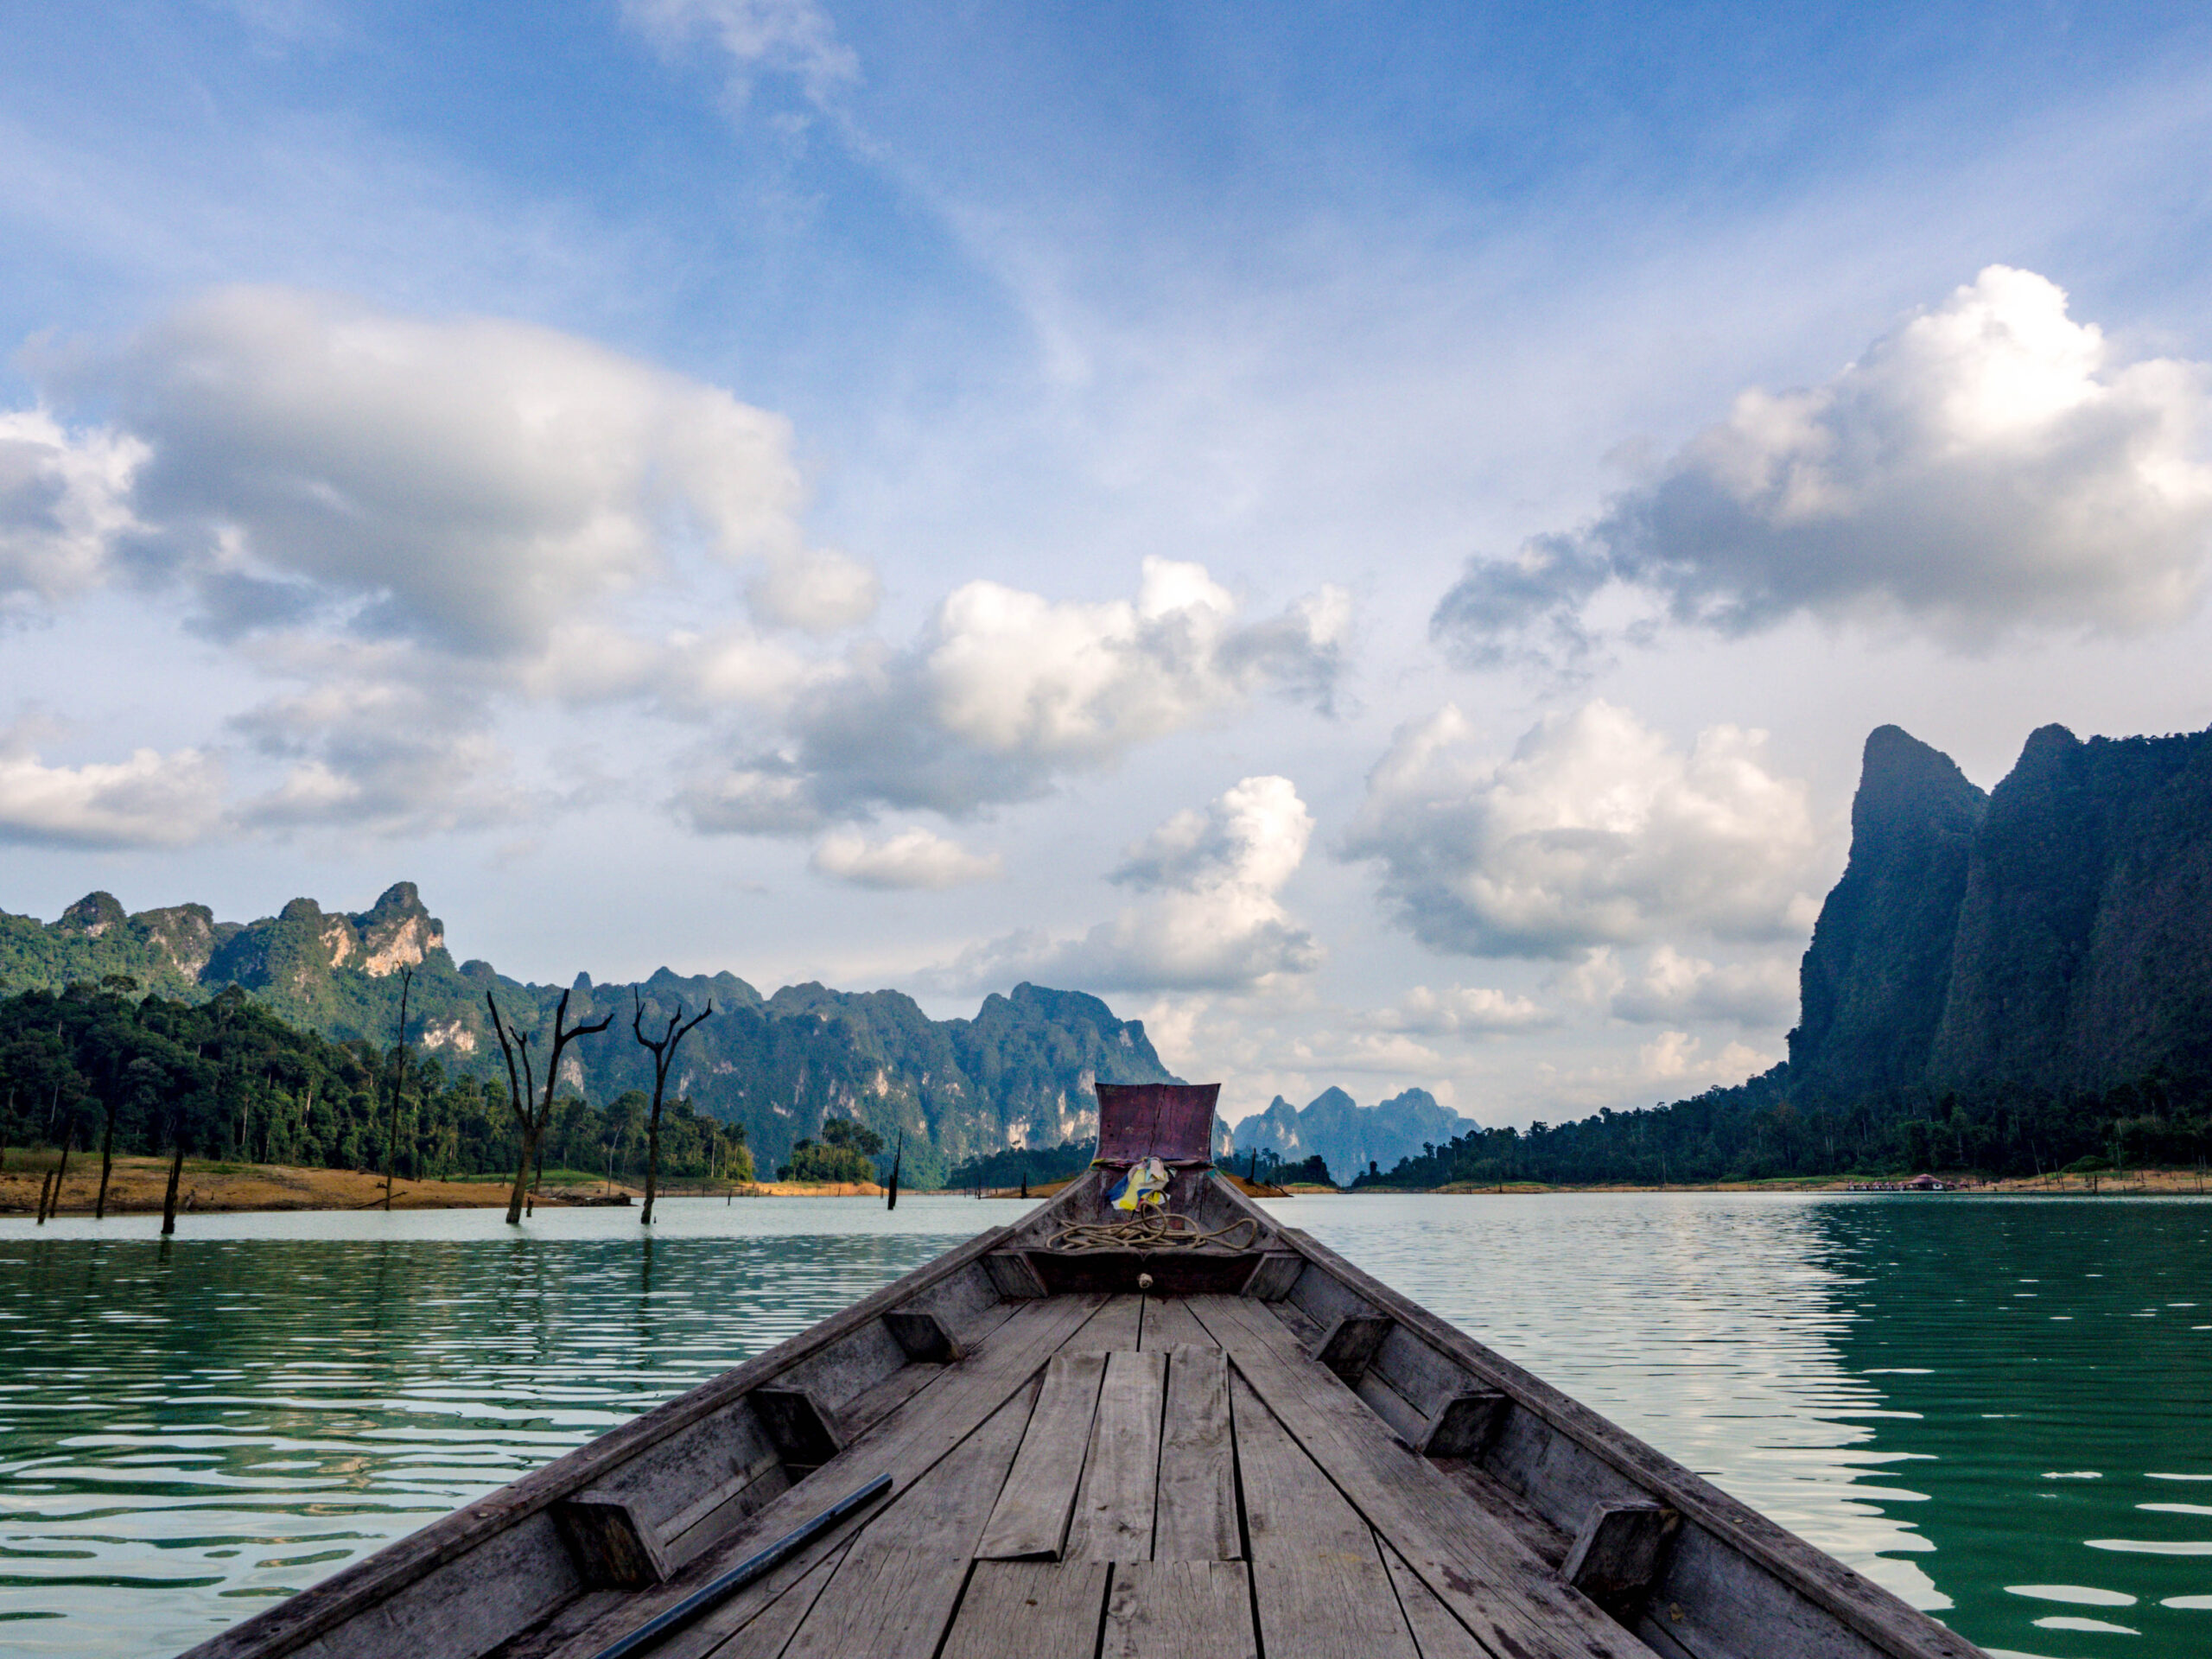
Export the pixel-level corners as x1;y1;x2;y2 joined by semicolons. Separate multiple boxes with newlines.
681;560;1349;830
1637;1031;1776;1089
1343;700;1819;958
810;827;1002;889
1365;984;1554;1037
39;285;868;653
1605;944;1799;1027
0;410;146;609
1435;266;2212;664
0;728;225;848
937;775;1322;992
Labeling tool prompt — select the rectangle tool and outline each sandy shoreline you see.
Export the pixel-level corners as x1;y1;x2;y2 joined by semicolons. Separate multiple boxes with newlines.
0;1154;884;1215
3;1154;2202;1215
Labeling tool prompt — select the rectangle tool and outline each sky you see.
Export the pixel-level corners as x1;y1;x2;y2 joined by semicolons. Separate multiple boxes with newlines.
4;1;2212;1135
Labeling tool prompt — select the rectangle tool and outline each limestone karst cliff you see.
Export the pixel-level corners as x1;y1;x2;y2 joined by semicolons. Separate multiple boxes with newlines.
1789;721;2212;1099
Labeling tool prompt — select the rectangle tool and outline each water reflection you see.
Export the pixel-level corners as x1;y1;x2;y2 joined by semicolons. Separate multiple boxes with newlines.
1805;1199;2212;1657
1271;1194;1950;1608
0;1193;2207;1659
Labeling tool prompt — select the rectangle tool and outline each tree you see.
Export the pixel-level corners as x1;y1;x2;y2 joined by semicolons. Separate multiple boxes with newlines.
632;989;712;1225
487;987;611;1225
784;1117;884;1184
164;986;244;1236
382;967;414;1211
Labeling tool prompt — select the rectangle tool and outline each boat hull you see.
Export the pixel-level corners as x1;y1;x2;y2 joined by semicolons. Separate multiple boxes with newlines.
179;1171;1985;1659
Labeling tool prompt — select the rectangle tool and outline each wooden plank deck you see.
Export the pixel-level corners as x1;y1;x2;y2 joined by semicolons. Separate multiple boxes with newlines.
559;1289;1654;1659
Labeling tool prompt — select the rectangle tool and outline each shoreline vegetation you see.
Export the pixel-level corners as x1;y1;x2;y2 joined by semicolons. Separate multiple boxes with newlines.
0;1152;876;1215
3;1152;2203;1217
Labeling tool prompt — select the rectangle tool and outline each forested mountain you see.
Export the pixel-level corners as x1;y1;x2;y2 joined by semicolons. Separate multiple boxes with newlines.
1232;1086;1478;1184
1362;720;2212;1188
0;883;1175;1185
1792;721;2212;1096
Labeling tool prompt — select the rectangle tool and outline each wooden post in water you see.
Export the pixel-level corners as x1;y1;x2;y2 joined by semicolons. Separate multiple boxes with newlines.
96;1095;118;1220
35;1165;54;1224
383;967;414;1212
160;1135;187;1236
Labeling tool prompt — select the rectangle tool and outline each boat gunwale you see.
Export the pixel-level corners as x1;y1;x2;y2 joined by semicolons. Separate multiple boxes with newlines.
184;1171;1983;1659
1224;1185;1978;1659
178;1211;1033;1659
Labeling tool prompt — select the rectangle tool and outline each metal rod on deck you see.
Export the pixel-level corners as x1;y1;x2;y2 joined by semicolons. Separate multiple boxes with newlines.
585;1473;893;1659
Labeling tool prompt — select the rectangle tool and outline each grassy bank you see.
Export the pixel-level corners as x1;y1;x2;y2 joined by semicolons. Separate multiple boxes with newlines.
0;1151;880;1214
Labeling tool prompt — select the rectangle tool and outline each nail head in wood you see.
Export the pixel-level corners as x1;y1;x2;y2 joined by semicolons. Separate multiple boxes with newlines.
1309;1313;1393;1384
882;1308;965;1363
1562;1500;1680;1621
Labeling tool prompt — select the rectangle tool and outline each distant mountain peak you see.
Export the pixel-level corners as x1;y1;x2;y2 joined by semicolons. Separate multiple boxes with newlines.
1232;1084;1475;1184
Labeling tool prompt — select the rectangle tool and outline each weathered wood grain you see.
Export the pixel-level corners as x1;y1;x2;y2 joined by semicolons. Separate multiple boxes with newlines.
549;1496;673;1589
1059;1292;1144;1353
1152;1345;1238;1562
1231;1372;1418;1659
1427;1459;1573;1569
1241;1253;1304;1301
1564;1502;1681;1622
1351;1367;1432;1448
1191;1294;1656;1659
685;1541;852;1659
1135;1298;1215;1351
1311;1314;1393;1385
286;1511;584;1659
1376;1539;1487;1659
939;1560;1111;1659
781;1385;1039;1659
1102;1561;1256;1659
985;1252;1049;1298
752;1387;846;1469
546;1294;1107;1659
1062;1349;1166;1563
976;1352;1108;1560
777;1543;972;1659
485;1588;626;1659
884;1309;966;1363
1418;1391;1505;1459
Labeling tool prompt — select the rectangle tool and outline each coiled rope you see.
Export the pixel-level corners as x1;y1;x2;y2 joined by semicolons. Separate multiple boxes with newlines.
1045;1210;1263;1254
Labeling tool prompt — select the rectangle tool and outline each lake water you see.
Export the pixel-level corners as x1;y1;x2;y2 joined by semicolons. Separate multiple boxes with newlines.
1;1192;2208;1659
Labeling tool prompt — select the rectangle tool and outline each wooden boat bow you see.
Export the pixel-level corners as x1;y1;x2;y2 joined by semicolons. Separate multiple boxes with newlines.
180;1090;1986;1659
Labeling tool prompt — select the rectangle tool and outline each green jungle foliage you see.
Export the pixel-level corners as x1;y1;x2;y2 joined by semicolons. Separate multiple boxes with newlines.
1249;1151;1336;1186
0;982;752;1185
0;882;1173;1190
942;1138;1097;1190
1353;1068;2212;1189
778;1116;885;1183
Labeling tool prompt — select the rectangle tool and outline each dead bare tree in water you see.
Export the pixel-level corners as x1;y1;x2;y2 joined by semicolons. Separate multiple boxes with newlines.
488;988;611;1225
382;967;415;1211
632;990;712;1225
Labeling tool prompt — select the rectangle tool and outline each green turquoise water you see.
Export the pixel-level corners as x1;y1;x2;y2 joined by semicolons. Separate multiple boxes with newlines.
0;1193;2206;1659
